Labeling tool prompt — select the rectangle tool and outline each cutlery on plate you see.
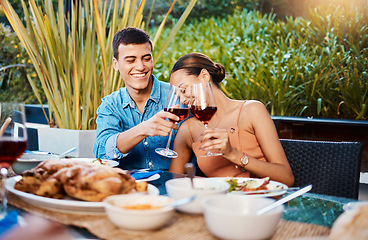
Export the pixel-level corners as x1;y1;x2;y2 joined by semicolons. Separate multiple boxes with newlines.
125;168;151;174
58;147;78;158
130;170;162;180
232;187;301;195
256;184;312;216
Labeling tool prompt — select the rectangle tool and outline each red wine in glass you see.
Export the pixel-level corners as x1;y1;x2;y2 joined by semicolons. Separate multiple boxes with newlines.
0;139;27;167
0;103;28;218
165;107;189;124
156;86;189;158
191;82;222;157
190;106;217;126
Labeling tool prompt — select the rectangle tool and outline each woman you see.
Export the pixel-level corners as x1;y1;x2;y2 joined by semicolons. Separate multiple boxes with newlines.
169;52;294;187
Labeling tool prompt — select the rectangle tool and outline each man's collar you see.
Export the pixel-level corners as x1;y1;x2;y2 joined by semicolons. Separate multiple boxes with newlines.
149;75;161;104
121;75;161;108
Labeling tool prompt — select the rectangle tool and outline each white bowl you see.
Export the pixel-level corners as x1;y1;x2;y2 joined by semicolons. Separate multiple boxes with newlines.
202;195;284;240
12;153;58;174
103;194;174;231
343;201;367;211
165;178;230;214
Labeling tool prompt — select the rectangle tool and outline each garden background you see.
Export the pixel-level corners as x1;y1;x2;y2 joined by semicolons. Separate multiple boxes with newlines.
1;0;367;120
1;0;368;197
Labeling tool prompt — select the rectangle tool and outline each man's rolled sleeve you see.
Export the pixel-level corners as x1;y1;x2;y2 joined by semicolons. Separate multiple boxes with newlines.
105;133;129;159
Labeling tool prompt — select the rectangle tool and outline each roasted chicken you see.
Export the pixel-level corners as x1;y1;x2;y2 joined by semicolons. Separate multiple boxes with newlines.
14;159;146;202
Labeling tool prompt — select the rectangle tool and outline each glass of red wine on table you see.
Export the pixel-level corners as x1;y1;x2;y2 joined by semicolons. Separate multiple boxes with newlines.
155;85;189;158
190;82;222;157
0;103;27;218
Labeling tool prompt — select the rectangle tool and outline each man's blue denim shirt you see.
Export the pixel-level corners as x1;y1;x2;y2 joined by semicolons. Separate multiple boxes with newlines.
93;76;176;170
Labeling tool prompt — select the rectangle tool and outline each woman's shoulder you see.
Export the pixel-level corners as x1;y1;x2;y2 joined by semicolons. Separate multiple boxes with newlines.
179;117;206;136
240;100;267;113
176;117;200;145
242;99;265;107
229;99;266;113
237;100;270;126
181;117;200;128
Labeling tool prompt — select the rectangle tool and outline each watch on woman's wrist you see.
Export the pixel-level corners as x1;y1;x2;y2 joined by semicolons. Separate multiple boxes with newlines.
239;153;249;168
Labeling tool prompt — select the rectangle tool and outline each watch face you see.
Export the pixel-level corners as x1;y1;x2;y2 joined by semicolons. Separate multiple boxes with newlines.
241;155;249;166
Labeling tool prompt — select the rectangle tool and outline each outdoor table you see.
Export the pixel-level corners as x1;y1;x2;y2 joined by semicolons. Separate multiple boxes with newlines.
6;171;360;239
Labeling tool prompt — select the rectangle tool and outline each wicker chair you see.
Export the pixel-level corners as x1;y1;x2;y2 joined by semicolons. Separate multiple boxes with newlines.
280;139;364;199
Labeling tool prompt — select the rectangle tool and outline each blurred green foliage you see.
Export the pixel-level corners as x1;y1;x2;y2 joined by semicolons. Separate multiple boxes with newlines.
145;0;261;26
1;1;367;120
0;23;41;103
0;0;58;24
0;0;56;103
153;6;368;120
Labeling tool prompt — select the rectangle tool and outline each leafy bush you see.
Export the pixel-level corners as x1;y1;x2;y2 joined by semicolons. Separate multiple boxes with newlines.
0;0;58;25
3;2;367;120
145;0;261;26
0;23;41;103
154;7;368;120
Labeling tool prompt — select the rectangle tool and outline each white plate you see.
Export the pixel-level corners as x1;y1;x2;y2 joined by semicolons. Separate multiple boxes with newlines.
135;173;161;182
12;157;119;175
214;177;288;198
5;176;159;214
16;156;119;167
67;158;119;167
18;152;58;161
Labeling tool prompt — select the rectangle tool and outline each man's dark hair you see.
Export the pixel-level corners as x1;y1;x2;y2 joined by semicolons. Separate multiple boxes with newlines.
112;27;152;59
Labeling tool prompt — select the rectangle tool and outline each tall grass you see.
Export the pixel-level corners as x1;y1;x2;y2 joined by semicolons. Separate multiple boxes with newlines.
0;0;198;129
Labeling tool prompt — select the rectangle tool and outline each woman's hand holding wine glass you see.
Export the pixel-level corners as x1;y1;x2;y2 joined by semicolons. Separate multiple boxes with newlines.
155;86;189;158
0;103;27;218
190;82;222;157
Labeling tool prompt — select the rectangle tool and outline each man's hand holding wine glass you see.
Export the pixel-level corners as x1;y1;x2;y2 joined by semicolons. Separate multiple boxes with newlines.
155;85;189;158
141;110;179;137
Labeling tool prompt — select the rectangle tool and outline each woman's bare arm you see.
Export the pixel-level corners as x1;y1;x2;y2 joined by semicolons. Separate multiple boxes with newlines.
200;100;294;186
169;121;193;174
234;101;294;186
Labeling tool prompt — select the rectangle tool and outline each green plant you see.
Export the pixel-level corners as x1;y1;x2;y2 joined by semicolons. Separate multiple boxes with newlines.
0;23;41;103
0;0;197;129
145;0;261;26
333;59;368;120
154;6;367;120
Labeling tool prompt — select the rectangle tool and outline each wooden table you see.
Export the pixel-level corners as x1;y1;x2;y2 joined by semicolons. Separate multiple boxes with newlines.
6;171;359;239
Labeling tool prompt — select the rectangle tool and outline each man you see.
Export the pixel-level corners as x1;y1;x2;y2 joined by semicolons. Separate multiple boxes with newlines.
93;27;179;170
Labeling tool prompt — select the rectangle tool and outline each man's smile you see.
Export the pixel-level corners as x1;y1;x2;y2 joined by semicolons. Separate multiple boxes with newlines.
131;73;147;78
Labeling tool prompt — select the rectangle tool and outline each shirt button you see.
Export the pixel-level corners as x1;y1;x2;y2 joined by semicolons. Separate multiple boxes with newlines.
144;141;148;146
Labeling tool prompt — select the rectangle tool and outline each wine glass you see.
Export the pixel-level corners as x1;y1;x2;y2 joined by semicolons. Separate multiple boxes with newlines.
190;82;222;157
155;86;189;158
0;103;27;218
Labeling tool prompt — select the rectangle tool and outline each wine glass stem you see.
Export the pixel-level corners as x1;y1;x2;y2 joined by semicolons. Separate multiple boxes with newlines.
165;130;173;150
1;167;8;214
203;123;214;156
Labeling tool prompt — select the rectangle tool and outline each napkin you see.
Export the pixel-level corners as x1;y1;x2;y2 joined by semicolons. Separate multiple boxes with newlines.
131;170;162;180
0;210;19;236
